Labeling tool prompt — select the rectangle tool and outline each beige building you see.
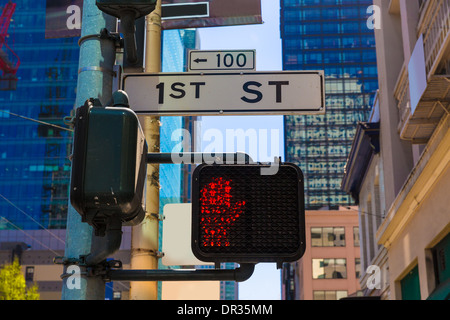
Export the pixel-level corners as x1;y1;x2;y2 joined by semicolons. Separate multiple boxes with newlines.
282;209;361;300
0;228;133;300
342;0;450;300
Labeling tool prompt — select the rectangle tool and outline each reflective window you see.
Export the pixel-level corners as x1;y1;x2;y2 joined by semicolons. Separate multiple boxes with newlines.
355;258;361;278
354;226;360;246
311;227;346;247
313;290;348;300
312;258;347;279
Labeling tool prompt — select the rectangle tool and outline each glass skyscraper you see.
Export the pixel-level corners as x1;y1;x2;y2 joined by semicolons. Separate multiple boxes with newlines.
0;0;236;299
280;0;378;209
0;0;79;230
0;1;198;299
160;29;197;214
0;2;194;233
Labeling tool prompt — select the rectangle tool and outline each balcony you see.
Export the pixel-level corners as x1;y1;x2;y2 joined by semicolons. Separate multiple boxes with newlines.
396;0;450;143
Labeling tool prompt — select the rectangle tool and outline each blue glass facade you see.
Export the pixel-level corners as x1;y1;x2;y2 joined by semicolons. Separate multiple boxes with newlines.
0;0;79;230
0;1;233;299
0;2;195;231
281;0;378;209
160;29;197;212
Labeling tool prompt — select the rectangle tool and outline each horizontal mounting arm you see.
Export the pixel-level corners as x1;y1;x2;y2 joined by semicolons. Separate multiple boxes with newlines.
147;152;254;165
105;263;255;283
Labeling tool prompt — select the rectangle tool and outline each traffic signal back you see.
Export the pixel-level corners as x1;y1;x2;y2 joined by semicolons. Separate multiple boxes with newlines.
70;99;147;236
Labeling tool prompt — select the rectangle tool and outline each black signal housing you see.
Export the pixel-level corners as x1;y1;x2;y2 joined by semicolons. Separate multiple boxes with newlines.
191;163;306;265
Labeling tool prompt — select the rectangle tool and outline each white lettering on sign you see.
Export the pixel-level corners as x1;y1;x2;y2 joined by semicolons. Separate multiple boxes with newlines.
66;5;81;31
122;71;325;116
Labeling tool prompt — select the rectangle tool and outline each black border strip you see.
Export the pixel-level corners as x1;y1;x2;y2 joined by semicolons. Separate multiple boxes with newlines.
162;2;210;20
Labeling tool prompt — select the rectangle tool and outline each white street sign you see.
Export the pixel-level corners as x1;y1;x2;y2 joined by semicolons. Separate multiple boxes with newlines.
122;71;325;116
162;203;213;266
189;50;256;71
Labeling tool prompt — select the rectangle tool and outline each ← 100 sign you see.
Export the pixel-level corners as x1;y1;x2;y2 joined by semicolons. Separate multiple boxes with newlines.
188;50;256;71
122;71;325;116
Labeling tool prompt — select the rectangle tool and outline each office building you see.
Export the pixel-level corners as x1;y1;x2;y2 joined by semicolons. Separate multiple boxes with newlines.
280;0;379;210
282;208;362;300
0;0;81;299
0;0;78;230
0;0;197;299
342;0;450;300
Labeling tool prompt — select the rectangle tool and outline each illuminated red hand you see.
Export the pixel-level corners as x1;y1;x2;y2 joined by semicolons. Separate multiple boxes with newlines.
199;177;245;247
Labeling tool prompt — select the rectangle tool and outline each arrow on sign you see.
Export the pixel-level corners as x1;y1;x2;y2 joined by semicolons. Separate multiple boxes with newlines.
194;58;208;63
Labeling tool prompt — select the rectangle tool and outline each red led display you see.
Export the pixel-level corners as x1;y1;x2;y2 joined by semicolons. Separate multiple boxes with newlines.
199;177;245;248
192;163;306;264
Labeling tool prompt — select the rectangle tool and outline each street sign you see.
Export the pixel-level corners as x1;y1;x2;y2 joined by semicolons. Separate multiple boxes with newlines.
122;71;325;116
188;50;256;72
46;0;262;38
45;0;83;38
162;2;209;20
161;0;262;30
162;203;213;266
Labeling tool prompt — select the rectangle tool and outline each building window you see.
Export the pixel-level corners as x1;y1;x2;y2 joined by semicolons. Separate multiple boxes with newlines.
312;258;347;279
432;232;450;287
25;266;34;282
355;258;361;279
311;227;346;247
353;226;360;246
113;291;122;300
313;290;348;300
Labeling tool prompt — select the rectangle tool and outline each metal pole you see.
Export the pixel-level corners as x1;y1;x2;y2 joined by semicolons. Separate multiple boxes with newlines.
146;152;255;165
62;0;116;300
130;0;162;300
107;264;255;283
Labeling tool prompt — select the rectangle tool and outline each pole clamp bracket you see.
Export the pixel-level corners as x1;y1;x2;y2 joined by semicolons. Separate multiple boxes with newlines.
78;28;123;48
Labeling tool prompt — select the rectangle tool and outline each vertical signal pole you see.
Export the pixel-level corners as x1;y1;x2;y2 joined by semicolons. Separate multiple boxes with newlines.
62;0;116;300
130;0;162;300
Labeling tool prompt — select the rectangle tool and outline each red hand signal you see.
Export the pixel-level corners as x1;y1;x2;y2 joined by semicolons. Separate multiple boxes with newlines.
199;177;245;247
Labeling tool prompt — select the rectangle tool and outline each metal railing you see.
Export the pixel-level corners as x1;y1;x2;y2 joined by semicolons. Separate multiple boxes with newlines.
394;0;449;137
418;0;450;77
393;63;411;131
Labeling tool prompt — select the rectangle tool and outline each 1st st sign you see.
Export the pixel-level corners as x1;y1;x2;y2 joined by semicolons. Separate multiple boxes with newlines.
122;71;325;116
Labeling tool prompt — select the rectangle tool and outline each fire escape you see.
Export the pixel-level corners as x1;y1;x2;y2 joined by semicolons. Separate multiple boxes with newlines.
0;1;19;91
